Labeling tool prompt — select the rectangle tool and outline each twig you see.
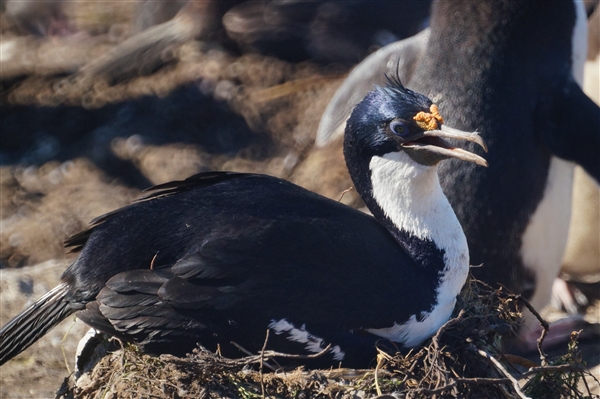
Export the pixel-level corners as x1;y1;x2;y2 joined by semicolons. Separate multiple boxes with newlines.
260;345;332;359
510;294;549;365
581;369;596;397
374;354;385;396
518;364;584;379
406;349;421;375
337;187;354;202
408;377;511;396
476;348;530;399
432;310;466;350
259;330;269;399
230;341;255;357
60;316;78;374
230;341;277;372
229;341;332;365
419;310;466;390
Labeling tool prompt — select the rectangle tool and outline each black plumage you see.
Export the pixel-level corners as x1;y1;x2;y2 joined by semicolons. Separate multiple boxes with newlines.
73;174;438;360
0;80;486;368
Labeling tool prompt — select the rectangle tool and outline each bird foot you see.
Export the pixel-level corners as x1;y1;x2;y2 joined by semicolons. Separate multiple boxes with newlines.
505;315;587;354
551;277;589;315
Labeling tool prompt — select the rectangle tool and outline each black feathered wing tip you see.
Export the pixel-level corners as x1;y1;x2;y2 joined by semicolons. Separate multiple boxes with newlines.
0;283;74;365
65;172;257;254
139;171;255;201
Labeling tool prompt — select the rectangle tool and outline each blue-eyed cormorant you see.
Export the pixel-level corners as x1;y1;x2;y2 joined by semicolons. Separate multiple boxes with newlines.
317;0;600;349
0;78;486;368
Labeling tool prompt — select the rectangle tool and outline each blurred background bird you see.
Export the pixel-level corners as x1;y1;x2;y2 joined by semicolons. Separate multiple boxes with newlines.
316;0;600;352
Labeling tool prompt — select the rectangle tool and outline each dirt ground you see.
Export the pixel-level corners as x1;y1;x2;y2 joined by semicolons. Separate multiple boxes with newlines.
1;2;599;398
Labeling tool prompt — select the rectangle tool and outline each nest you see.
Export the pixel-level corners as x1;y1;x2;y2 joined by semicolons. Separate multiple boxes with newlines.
57;277;599;399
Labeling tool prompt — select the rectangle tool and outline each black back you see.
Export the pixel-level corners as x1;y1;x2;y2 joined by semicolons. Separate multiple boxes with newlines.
64;172;441;367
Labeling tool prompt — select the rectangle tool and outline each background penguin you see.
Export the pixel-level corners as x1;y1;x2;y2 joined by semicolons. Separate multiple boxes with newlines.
554;3;600;314
316;0;600;349
0;79;487;368
78;0;431;83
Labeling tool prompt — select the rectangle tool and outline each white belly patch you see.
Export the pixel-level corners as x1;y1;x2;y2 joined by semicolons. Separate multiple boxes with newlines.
268;319;345;361
520;157;574;326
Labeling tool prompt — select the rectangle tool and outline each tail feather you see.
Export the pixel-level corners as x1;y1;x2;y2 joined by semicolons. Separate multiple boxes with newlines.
0;283;74;365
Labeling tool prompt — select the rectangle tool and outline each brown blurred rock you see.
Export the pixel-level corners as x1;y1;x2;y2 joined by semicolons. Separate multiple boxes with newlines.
0;159;138;267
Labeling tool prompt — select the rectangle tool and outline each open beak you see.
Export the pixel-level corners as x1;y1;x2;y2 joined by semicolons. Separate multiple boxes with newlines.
401;125;488;167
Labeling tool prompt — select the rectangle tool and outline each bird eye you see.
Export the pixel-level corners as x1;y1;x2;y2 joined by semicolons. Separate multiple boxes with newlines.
390;120;409;136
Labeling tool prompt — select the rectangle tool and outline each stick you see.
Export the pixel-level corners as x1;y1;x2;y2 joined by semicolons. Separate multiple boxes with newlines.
408;377;511;396
230;341;255;357
337;187;354;202
476;349;530;399
230;341;277;372
510;294;549;365
518;364;584;379
259;330;269;399
374;355;384;396
420;310;466;389
260;345;332;360
60;316;78;374
229;341;332;367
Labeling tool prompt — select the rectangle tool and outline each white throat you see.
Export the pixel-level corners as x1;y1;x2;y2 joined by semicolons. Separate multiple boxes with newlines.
367;152;470;346
369;152;469;257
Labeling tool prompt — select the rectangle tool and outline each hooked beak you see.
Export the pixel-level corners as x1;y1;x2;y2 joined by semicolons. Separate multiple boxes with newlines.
401;125;488;167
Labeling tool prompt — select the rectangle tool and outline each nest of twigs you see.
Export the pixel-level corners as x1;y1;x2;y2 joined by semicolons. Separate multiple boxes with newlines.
57;277;599;399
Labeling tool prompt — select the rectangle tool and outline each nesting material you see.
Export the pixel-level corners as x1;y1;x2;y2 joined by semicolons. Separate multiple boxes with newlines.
57;277;599;399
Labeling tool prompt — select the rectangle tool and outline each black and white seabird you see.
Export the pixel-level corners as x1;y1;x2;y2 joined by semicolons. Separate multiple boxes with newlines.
0;79;487;368
317;0;600;349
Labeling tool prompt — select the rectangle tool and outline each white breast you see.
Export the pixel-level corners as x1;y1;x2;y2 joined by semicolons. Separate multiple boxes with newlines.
366;152;470;346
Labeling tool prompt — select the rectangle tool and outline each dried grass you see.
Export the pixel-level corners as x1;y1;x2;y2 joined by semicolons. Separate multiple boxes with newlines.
57;277;599;399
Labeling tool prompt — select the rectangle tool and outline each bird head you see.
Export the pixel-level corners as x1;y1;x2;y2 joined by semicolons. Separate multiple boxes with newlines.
344;76;488;168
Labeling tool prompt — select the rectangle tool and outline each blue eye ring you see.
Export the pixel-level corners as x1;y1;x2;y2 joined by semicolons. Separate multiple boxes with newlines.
390;120;409;137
